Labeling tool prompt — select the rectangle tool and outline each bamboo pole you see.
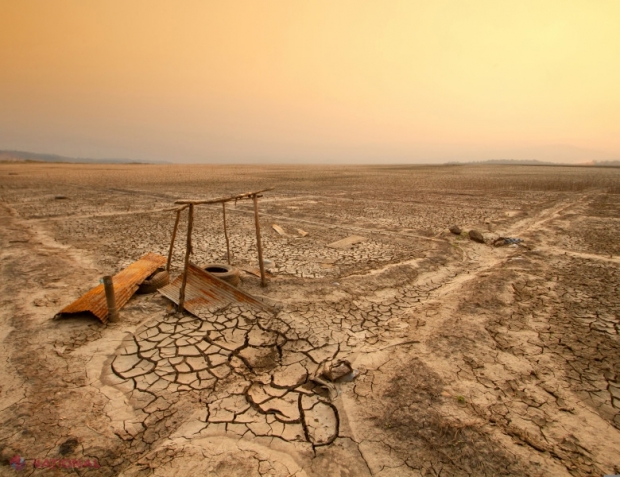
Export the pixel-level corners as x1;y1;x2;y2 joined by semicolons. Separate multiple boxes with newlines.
252;194;266;287
178;204;194;312
166;208;182;272
222;202;231;264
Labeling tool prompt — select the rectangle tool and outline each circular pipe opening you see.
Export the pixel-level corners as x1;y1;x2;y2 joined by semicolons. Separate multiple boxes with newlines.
205;266;229;274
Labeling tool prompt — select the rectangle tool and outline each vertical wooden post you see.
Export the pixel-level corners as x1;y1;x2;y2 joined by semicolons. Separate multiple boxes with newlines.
222;202;231;264
252;194;266;287
103;276;119;323
166;208;182;272
178;204;194;312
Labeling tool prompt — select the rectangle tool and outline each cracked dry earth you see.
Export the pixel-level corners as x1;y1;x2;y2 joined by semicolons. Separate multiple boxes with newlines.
1;164;620;476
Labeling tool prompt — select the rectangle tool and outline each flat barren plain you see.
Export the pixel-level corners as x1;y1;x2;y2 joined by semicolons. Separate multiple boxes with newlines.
1;163;619;477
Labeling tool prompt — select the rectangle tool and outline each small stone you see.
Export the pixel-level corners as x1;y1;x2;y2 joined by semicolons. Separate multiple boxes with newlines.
469;229;485;243
449;225;461;235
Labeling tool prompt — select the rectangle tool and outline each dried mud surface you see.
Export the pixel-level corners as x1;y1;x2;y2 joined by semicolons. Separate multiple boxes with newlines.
0;163;619;476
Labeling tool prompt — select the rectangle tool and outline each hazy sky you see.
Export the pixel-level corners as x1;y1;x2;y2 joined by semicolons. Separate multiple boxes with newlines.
1;1;619;163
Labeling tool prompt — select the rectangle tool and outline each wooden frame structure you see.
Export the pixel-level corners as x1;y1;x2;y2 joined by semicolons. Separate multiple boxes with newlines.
167;188;274;312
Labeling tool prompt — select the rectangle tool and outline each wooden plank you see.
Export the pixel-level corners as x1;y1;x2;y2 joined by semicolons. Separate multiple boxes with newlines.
272;224;286;236
327;235;367;249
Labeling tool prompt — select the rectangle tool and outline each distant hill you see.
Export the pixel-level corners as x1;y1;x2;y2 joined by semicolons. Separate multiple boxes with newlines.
446;158;620;167
0;150;168;164
447;159;558;166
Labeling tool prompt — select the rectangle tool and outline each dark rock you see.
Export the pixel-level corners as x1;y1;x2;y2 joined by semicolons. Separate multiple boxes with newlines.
59;437;78;455
449;226;461;235
468;229;485;243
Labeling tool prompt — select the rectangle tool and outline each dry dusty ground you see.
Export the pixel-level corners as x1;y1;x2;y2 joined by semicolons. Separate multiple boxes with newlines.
0;163;619;477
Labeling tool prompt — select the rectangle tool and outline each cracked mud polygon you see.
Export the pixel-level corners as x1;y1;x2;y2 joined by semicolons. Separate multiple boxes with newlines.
1;163;620;476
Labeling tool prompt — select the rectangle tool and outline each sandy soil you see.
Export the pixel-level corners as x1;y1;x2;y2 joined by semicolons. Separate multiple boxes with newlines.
0;163;619;476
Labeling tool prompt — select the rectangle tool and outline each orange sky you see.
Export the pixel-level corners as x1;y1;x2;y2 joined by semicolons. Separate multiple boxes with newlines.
1;1;619;163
